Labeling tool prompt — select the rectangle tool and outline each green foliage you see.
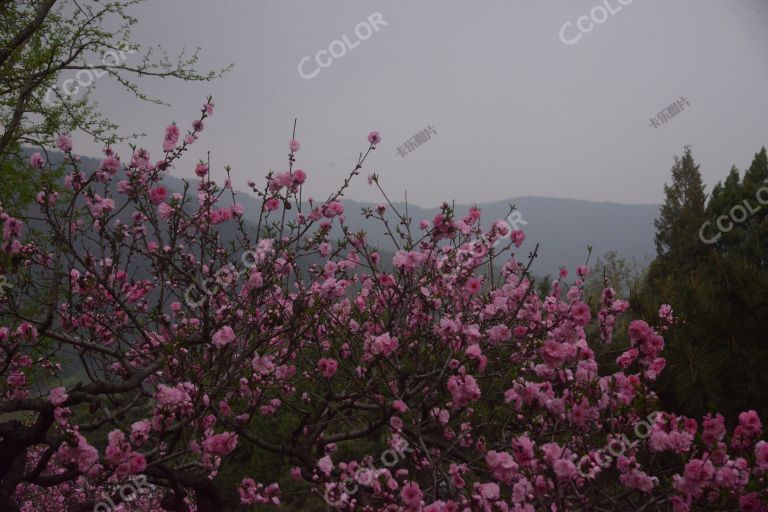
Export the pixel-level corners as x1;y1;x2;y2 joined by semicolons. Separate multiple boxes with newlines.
0;0;230;212
0;144;38;212
638;146;768;422
707;148;768;268
648;146;708;283
583;250;646;307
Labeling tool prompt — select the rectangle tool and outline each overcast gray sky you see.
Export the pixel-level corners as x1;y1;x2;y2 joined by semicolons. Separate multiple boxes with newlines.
72;0;768;207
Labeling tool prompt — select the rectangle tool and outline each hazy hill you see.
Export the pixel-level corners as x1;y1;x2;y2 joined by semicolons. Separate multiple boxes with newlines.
339;196;659;276
27;151;660;276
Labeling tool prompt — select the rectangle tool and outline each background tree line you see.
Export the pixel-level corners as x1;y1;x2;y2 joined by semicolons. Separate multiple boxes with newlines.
630;146;768;423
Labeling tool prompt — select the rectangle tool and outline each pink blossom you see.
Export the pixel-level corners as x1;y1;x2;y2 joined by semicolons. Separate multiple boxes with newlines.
264;197;280;211
29;152;44;169
616;348;639;369
158;202;174;219
323;201;344;218
117;180;132;194
130;420;151;445
56;134;73;152
163;123;180;152
317;455;333;476
195;162;209;177
317;358;338;378
511;229;525;247
58;432;98;473
400;481;422;509
211;208;233;224
540;339;565;367
476;482;500;502
252;353;274;374
553;458;578;481
289;139;300;152
392;400;408;413
155;383;192;408
464;277;482;294
238;478;280;506
485;450;518;484
393;250;424;271
366;332;399;357
732;411;763;449
673;458;715;496
488;324;511;344
620;469;658;493
755;441;768;471
447;374;481;408
105;429;147;478
738;410;763;437
368;131;382;145
149;186;167;205
739;493;767;512
202;432;238;456
292;169;307;185
571;302;591;326
49;386;68;406
212;326;236;347
88;195;115;217
100;156;120;175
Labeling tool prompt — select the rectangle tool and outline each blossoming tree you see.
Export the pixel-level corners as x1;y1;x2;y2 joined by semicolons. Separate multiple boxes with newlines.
0;101;766;511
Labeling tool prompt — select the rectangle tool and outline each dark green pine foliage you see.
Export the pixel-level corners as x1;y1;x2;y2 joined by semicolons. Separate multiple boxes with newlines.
705;148;768;266
736;148;768;267
706;165;743;250
638;147;768;422
647;147;708;285
744;147;768;185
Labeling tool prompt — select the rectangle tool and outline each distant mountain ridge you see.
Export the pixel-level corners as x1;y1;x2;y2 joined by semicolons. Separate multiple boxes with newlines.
337;197;658;276
30;151;661;276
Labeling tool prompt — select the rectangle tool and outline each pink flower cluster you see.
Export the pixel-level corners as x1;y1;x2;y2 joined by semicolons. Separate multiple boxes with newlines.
105;429;147;478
